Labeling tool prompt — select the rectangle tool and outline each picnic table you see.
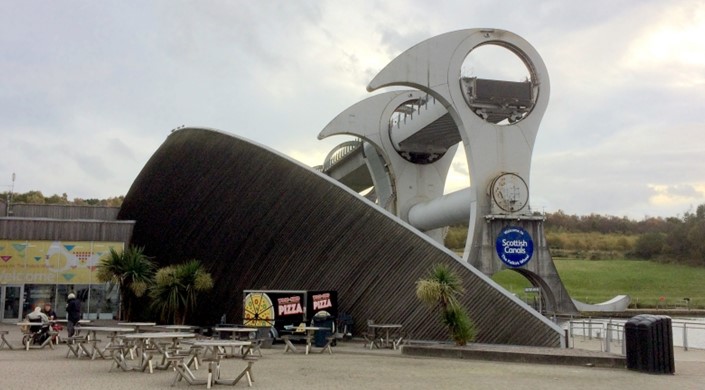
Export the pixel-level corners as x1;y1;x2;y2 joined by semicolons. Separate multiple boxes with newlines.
213;327;259;356
281;325;333;355
16;321;58;350
120;331;196;373
51;319;90;343
73;326;136;359
155;325;200;333
368;324;404;349
214;327;258;340
171;339;255;388
118;322;156;332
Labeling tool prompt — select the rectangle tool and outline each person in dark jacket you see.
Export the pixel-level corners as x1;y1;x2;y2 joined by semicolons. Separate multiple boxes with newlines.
42;302;57;320
66;293;81;337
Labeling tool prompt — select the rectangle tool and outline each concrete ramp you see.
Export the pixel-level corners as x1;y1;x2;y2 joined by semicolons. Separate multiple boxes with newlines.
572;295;631;312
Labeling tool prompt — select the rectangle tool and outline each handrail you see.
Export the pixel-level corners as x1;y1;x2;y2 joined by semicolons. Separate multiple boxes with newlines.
322;139;363;171
564;318;705;353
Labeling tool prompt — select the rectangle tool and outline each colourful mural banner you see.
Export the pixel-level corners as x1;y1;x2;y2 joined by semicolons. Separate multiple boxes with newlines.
0;240;124;284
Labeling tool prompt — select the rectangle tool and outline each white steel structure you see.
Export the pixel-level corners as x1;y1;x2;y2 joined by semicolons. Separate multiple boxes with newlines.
320;29;587;314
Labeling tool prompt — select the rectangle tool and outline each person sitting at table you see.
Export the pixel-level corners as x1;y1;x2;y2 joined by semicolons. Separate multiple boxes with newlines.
42;303;62;342
26;306;51;345
42;303;57;320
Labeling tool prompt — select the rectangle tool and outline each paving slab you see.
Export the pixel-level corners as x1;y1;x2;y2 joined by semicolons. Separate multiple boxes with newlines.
2;323;704;389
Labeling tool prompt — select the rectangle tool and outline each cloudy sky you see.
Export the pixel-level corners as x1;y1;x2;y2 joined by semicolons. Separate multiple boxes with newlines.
1;1;703;219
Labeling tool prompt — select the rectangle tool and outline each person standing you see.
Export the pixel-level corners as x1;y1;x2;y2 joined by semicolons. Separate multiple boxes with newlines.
66;293;81;337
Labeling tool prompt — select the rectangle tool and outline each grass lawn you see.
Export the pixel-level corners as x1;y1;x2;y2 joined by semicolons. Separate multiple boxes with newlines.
491;259;705;309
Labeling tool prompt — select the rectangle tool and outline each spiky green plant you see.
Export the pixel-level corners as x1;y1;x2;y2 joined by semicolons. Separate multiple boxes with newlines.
416;263;463;310
416;263;476;345
96;246;156;321
441;304;476;346
149;259;213;324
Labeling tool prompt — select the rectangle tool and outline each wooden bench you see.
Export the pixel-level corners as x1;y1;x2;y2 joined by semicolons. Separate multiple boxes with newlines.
184;345;203;370
138;343;162;374
105;344;131;371
66;335;92;358
83;336;104;359
23;330;58;351
281;334;310;353
320;334;335;354
167;356;207;387
202;350;228;387
229;355;258;387
0;330;13;350
209;354;258;388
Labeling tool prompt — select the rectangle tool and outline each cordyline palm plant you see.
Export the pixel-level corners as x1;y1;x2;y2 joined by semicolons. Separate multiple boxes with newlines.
96;246;156;321
149;259;213;324
416;263;476;345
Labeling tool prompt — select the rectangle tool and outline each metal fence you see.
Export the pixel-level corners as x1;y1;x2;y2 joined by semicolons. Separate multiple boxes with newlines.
565;318;705;354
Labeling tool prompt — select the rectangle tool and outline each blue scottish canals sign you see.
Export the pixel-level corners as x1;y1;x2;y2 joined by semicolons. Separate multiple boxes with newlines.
495;226;534;268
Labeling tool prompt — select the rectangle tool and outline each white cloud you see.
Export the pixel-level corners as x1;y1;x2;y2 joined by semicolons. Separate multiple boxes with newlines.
622;3;705;70
1;0;703;220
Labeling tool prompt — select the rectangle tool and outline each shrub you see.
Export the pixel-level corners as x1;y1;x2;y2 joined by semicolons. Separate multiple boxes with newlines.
634;233;665;259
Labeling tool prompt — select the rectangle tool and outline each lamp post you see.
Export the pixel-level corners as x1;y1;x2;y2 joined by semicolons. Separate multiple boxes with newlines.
5;172;15;216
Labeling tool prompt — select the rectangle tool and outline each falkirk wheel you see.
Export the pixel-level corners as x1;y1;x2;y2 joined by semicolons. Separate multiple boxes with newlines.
119;127;564;347
115;32;584;347
114;29;597;347
318;29;595;315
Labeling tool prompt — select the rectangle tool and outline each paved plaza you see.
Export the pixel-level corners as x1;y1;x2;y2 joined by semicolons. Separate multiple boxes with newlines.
1;323;704;389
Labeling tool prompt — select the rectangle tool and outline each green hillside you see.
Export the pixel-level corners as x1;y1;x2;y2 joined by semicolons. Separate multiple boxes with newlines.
492;259;705;309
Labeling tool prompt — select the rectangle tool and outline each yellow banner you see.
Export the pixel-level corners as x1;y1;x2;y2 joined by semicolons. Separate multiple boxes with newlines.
0;240;124;284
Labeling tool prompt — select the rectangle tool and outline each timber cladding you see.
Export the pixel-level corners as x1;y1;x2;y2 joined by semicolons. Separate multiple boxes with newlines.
118;127;561;347
0;203;131;242
0;219;134;242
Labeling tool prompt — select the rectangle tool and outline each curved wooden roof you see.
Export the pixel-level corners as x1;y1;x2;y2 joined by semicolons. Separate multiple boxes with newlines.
118;127;561;347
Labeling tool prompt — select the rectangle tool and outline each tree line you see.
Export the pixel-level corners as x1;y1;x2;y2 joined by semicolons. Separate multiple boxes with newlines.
547;205;705;265
445;204;705;266
1;190;124;207
6;190;705;266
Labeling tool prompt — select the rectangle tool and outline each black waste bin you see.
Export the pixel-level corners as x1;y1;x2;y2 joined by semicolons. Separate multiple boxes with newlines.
312;312;335;348
625;315;675;374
